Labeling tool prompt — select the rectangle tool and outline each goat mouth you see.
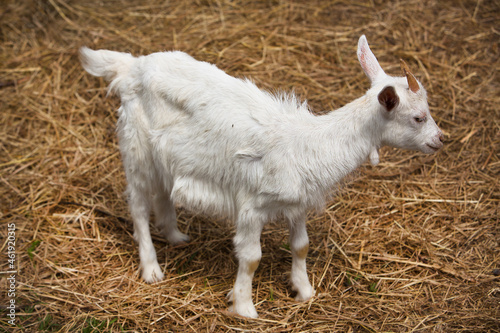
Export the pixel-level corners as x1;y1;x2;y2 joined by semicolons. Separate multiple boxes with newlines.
426;143;441;151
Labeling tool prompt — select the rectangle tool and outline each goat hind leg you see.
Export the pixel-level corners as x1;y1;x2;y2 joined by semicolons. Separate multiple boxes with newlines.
128;185;164;283
153;189;189;245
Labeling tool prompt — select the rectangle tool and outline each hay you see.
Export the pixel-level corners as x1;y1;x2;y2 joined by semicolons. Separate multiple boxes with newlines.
1;0;498;331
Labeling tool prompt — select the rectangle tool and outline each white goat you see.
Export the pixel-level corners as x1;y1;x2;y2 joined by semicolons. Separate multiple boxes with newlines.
80;35;443;318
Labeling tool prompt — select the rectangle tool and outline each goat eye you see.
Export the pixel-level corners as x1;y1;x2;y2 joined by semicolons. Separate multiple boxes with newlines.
414;117;425;123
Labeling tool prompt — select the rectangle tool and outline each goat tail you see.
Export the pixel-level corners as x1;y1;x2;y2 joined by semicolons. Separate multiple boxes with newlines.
80;47;136;95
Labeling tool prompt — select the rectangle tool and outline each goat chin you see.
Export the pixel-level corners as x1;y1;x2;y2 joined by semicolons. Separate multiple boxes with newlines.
80;34;442;318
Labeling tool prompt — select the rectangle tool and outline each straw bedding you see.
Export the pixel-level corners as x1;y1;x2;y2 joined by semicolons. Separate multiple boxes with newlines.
1;0;498;331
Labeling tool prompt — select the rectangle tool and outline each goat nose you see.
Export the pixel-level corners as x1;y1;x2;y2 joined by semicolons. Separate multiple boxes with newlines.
438;132;444;143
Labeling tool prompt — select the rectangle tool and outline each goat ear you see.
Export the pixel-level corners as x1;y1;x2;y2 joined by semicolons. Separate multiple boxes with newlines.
378;86;399;111
357;35;385;84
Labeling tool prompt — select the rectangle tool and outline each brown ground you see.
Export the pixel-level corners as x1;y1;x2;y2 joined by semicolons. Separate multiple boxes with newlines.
1;0;499;332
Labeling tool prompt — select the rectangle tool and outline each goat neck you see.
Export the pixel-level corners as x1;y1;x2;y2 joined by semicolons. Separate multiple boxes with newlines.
292;95;382;194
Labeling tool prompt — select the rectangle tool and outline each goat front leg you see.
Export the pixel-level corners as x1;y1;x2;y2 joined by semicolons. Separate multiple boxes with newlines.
288;213;315;301
227;210;264;318
128;185;164;283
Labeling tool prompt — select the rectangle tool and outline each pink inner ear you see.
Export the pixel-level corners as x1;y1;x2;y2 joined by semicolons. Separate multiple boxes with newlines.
358;41;383;83
359;51;375;79
359;53;368;73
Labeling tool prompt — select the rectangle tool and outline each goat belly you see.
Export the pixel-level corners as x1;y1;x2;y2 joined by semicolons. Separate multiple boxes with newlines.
170;176;235;217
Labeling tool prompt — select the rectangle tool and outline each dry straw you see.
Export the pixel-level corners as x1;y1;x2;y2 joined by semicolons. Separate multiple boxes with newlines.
1;0;498;332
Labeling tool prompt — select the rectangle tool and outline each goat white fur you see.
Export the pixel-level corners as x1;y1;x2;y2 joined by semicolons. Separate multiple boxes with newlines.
80;35;443;318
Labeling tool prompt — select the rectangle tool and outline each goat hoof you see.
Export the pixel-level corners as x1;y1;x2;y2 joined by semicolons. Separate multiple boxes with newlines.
165;229;190;245
228;303;258;318
293;286;315;301
141;262;164;283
